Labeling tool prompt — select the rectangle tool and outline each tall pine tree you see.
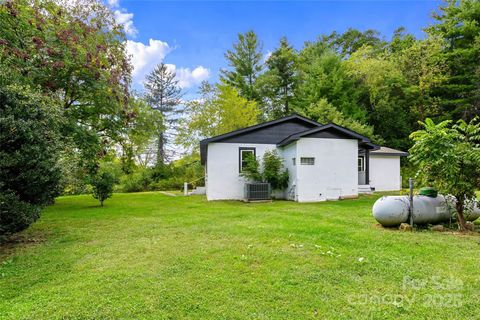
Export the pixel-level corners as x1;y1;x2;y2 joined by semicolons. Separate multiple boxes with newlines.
144;63;183;165
258;37;299;119
221;31;263;103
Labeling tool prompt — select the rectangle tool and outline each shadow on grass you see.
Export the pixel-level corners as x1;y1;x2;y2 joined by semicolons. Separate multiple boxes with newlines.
0;231;49;262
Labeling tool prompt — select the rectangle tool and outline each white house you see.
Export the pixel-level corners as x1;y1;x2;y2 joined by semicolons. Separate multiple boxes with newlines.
200;114;407;202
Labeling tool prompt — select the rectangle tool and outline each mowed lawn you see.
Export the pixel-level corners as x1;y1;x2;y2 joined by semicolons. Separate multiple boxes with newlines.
1;193;480;319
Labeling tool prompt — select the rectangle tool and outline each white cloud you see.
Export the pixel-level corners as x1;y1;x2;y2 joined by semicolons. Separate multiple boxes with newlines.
166;65;210;88
107;0;137;37
126;39;210;88
126;39;210;89
107;2;209;90
114;9;138;36
107;0;119;7
126;39;171;83
263;51;272;62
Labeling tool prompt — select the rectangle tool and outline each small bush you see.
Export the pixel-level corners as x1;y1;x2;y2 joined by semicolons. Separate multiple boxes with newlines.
90;171;117;206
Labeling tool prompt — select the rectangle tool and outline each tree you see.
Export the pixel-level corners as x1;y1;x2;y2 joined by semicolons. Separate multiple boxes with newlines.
258;37;299;119
295;44;368;123
302;99;382;142
144;63;183;166
320;28;385;57
177;83;259;152
0;84;62;238
221;30;264;103
90;171;116;206
119;96;163;173
345;46;412;149
387;27;417;54
0;0;133;173
426;0;480;120
409;118;480;230
391;35;447;122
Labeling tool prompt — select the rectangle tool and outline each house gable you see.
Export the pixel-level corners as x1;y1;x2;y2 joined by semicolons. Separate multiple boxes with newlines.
278;123;378;150
200;114;321;164
218;120;317;144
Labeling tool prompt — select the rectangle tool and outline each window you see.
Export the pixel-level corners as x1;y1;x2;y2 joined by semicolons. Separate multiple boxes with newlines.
358;156;365;172
239;148;256;172
292;158;296;166
300;157;315;165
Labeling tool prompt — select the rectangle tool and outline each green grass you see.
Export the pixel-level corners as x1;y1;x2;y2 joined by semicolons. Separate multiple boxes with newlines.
1;192;480;319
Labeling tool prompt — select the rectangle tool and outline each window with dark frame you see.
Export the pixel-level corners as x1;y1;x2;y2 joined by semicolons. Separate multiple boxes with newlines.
239;148;256;172
358;156;365;172
300;157;315;165
292;158;296;166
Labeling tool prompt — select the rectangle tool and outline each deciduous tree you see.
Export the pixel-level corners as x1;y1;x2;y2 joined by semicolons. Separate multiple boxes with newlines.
409;118;480;230
177;83;259;152
426;0;480;119
0;0;133;173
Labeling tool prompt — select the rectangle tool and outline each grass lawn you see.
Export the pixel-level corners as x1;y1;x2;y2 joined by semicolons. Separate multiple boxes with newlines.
1;192;480;319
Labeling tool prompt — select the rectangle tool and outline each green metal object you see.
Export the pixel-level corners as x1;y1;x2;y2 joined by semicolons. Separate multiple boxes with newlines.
419;187;438;198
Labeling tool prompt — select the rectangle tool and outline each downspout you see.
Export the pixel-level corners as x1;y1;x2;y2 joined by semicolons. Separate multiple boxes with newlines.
366;149;370;185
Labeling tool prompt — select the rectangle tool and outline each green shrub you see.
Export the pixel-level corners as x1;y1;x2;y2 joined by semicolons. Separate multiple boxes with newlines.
119;169;153;192
150;178;184;191
90;171;117;206
0;84;62;237
262;150;289;190
0;192;41;242
241;150;289;191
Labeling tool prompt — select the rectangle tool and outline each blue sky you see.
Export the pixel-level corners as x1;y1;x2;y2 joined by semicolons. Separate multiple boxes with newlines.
109;0;442;95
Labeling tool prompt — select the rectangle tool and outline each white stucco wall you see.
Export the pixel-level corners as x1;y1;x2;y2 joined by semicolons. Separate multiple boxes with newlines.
205;143;277;200
369;155;401;191
295;138;358;202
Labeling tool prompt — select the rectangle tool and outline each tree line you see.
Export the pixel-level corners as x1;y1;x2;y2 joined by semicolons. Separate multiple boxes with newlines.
179;0;480;153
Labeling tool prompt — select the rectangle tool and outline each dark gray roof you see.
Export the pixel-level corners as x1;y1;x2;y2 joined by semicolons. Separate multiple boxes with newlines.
200;114;322;164
199;114;381;165
277;123;375;148
370;146;408;157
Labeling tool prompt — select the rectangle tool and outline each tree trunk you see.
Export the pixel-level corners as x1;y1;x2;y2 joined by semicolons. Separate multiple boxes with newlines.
284;86;289;115
455;199;468;231
156;131;165;166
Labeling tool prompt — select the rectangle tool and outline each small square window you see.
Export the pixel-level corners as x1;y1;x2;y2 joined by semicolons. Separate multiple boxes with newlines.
239;148;256;172
300;157;315;165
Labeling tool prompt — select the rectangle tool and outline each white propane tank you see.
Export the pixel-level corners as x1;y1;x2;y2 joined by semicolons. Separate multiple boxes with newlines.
372;195;455;226
411;195;453;224
372;196;410;227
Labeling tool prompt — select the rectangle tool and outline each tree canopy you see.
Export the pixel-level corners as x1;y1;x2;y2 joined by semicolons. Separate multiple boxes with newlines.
177;82;259;152
409;117;480;230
